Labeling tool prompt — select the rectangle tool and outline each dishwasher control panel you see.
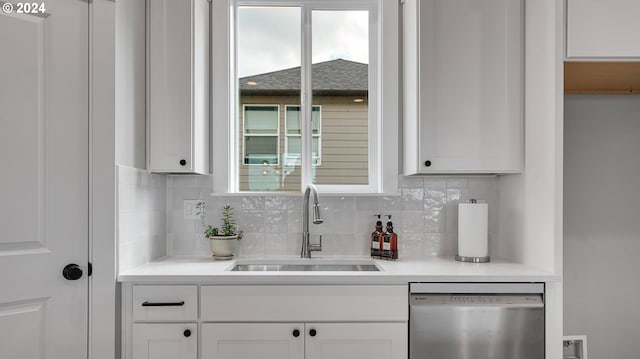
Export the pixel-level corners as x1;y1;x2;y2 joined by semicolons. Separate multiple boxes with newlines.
410;294;543;307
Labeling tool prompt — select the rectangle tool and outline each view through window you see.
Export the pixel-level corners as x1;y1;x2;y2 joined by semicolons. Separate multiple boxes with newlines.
237;5;370;192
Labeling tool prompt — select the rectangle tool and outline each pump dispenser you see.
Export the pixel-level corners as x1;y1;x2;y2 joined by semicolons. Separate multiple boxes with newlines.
383;215;398;260
370;214;384;258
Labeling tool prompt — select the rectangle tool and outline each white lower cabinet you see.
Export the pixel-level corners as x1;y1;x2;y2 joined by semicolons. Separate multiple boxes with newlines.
305;323;407;359
201;323;407;359
201;323;304;359
124;284;408;359
132;323;197;359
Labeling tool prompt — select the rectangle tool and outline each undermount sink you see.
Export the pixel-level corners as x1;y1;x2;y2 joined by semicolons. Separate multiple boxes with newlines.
229;259;380;272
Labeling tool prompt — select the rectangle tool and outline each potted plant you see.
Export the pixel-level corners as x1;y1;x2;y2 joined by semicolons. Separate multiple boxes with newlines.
196;201;242;259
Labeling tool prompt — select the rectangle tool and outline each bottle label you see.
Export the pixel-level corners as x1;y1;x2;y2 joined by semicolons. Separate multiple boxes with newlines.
383;242;390;251
371;235;380;249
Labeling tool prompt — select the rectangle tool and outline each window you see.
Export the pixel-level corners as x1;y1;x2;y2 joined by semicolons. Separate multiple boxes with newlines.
211;0;399;194
243;105;279;165
285;105;321;166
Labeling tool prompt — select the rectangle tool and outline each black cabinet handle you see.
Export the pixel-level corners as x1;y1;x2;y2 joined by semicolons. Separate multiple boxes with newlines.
179;159;187;166
141;301;185;307
424;160;432;167
309;329;317;337
292;329;300;338
183;329;191;338
62;264;83;280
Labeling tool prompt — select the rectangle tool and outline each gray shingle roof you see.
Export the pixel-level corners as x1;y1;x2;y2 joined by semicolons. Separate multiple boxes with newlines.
239;58;368;96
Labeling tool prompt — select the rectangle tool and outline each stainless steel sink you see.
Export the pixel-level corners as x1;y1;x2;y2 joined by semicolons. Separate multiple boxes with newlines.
230;260;380;272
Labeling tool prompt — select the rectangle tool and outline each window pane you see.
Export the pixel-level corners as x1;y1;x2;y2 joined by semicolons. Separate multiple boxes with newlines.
286;106;301;135
238;6;301;192
312;106;321;135
312;10;369;185
312;137;320;162
245;106;278;134
244;136;278;165
286;105;320;135
284;136;302;165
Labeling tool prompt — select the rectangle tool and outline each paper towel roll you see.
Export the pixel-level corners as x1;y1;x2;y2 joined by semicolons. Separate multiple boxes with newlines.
457;201;489;259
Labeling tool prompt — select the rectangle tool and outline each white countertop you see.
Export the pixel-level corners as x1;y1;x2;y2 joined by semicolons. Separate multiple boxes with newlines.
118;256;559;284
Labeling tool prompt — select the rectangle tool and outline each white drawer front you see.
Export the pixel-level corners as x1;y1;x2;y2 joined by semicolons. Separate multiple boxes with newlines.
132;285;198;322
201;285;408;322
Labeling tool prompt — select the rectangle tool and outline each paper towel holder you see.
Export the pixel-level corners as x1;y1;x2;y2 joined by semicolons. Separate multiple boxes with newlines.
455;199;490;263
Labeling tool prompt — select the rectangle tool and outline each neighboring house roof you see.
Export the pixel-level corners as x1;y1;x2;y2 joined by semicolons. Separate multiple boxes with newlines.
239;58;368;96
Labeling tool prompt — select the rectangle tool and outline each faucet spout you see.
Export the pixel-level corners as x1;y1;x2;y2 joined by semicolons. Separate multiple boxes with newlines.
301;184;323;258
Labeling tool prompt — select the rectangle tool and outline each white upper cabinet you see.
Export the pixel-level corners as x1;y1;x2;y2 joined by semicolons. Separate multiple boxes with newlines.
403;0;523;175
567;0;640;59
148;0;209;174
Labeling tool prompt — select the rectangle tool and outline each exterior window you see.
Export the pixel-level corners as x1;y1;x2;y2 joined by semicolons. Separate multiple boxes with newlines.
242;105;279;165
214;0;399;194
285;105;321;166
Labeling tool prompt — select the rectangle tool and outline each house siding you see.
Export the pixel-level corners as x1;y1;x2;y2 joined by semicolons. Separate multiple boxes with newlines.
239;95;369;191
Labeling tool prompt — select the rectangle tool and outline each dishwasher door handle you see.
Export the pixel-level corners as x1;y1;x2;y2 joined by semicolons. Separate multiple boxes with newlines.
410;282;544;294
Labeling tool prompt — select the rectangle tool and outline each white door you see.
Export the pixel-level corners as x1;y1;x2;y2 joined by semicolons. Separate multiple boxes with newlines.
0;1;89;358
305;323;408;359
201;323;305;359
132;324;197;359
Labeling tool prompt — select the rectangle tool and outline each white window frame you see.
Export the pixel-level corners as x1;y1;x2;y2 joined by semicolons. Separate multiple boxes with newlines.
242;104;280;166
211;0;399;194
284;104;322;166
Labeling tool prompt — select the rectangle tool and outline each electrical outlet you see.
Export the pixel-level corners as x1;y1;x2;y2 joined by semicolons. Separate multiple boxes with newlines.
183;200;201;219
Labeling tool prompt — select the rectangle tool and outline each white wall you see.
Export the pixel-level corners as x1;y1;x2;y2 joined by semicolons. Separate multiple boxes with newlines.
564;94;640;358
115;0;146;169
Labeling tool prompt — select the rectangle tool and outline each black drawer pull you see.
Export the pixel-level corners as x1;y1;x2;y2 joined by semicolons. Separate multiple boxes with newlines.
141;301;185;307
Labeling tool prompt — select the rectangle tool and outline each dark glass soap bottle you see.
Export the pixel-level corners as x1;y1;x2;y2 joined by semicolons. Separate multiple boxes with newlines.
370;214;383;258
383;215;398;260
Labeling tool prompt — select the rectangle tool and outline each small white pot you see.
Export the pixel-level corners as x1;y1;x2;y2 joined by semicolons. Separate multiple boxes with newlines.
208;235;238;258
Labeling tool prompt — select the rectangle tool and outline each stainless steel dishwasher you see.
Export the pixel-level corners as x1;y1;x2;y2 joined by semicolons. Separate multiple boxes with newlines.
410;283;545;359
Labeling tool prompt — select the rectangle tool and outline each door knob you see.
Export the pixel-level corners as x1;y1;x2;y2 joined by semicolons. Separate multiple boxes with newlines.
292;329;300;337
309;329;317;337
62;264;83;280
183;329;191;337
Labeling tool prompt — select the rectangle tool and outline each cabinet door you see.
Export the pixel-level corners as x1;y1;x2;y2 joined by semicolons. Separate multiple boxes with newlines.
132;323;196;359
567;0;640;58
148;0;209;174
305;323;407;359
404;0;522;174
202;323;304;359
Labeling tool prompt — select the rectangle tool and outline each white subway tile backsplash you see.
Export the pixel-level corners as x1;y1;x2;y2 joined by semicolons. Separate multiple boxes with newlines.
264;233;288;257
446;177;468;188
240;233;265;257
117;166;167;272
425;210;445;233
164;174;501;259
400;233;424;259
264;210;288;234
425;189;446;211
400;176;424;188
423;177;447;188
402;211;425;234
401;188;425;211
242;196;265;211
263;196;286;211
